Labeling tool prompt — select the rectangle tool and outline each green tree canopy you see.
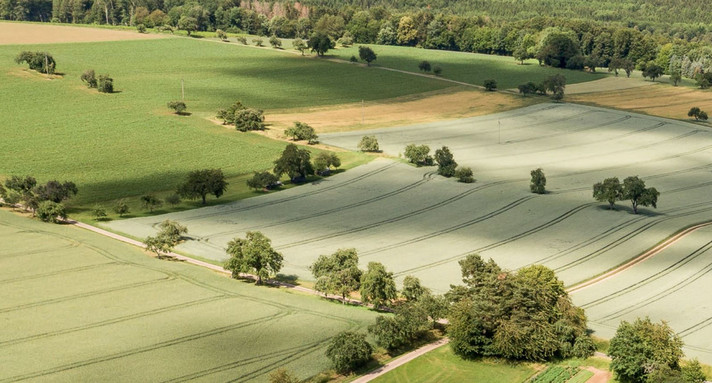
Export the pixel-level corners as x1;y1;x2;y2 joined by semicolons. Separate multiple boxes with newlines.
404;144;433;166
358;135;380;152
434;146;458;177
358;45;377;65
530;168;547;194
622;176;659;214
273;143;314;182
308;33;333;56
178;168;228;205
360;261;397;309
325;331;373;373
224;231;283;284
310;248;362;300
593;177;623;209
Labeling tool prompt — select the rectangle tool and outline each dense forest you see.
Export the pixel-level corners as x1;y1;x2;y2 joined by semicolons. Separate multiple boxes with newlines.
2;0;712;82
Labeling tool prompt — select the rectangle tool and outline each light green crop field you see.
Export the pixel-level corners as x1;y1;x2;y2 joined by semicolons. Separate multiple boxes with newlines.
331;44;605;89
0;35;448;212
0;209;378;382
372;345;537;383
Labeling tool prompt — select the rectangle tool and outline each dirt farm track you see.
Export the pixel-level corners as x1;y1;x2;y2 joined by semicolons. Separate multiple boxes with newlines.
107;103;712;362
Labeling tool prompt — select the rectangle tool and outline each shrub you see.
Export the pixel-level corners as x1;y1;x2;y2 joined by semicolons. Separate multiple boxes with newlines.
269;35;282;48
80;69;97;88
433;65;442;75
92;205;108;220
358;135;379;152
350;55;358;62
518;82;536;95
15;51;55;74
98;75;114;93
455;167;475;183
36;201;65;223
217;100;246;124
167;100;187;114
136;24;147;33
234;108;265;131
246;171;280;191
418;60;431;72
530;168;547;194
268;368;299;383
434;146;457;177
216;29;227;41
404;144;433;166
165;193;181;206
113;199;130;217
252;37;264;47
237;36;248;44
325;332;373;373
284;121;318;143
313;152;341;174
141;194;162;212
483;79;497;91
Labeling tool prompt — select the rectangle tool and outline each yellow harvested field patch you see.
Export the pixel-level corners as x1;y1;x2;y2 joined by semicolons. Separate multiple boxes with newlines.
0;22;166;45
266;87;539;133
569;83;712;121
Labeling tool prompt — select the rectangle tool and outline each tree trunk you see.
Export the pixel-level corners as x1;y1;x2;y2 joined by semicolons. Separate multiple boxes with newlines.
256;275;262;285
201;194;206;204
632;200;638;214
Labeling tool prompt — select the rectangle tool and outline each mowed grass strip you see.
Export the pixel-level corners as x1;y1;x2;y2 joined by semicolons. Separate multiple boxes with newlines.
0;36;449;208
0;210;378;382
372;345;538;383
331;44;605;89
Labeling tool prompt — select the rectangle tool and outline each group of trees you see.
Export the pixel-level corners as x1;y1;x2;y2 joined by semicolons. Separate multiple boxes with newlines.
217;100;265;132
247;143;341;191
284;121;318;144
518;74;566;100
403;144;473;183
0;175;77;223
593;176;659;214
14;51;55;74
80;69;114;93
688;107;709;121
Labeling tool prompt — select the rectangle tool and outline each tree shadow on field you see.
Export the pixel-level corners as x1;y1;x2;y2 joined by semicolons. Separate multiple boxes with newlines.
274;273;299;285
594;204;664;217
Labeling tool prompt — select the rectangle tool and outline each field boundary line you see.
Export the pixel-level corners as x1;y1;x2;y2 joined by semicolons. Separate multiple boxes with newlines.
567;220;712;294
350;338;450;383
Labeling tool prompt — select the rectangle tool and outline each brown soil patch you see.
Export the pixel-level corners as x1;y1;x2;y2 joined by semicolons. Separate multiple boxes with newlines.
584;367;612;383
569;83;712;122
0;22;167;45
265;86;540;134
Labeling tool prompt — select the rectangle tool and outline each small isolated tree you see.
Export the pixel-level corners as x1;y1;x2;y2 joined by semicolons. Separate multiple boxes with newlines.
433;65;442;75
349;55;358;62
157;219;188;244
483;79;497;91
97;74;114;93
593;177;623;209
252;37;264;47
359;46;377;66
360;261;397;310
358;135;379;152
418;60;432;72
36;201;65;223
292;37;307;55
308;33;333;56
177;16;198;36
609;317;684;383
113;199;130;217
642;62;664;82
35;180;77;203
273;143;314;182
81;69;97;88
284;121;318;143
326;332;372;373
15;51;55;74
518;82;537;95
455;167;475;183
699;111;709;121
269;35;282;48
434;146;458;177
216;29;227;41
237;36;248;45
530;168;546;194
404;144;433;166
695;72;712;89
92;205;107;220
310;248;362;300
224;231;283;284
246;171;280;191
234;108;265;131
622;176;659;214
543;74;566;100
178;168;228;205
167;100;187;115
268;368;300;383
670;71;682;86
688;107;708;121
136;24;147;33
314;152;341;174
141;194;162;212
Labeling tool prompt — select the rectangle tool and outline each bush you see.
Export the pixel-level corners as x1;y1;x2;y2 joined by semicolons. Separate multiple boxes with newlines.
358;135;379;152
455;167;475;183
518;82;537;95
418;60;431;72
433;65;442;75
15;51;55;74
369;303;431;351
98;75;114;93
350;55;358;62
284;121;318;143
269;35;282;48
167;100;187;114
483;79;497;91
268;368;299;383
113;199;130;217
141;194;162;212
434;146;457;177
92;205;107;220
234;108;265;131
216;29;227;41
237;36;248;44
36;201;65;223
216;100;246;125
325;332;373;373
313;152;341;174
252;37;264;47
165;193;181;206
404;144;433;166
81;69;97;88
136;24;146;33
246;171;280;191
530;168;547;194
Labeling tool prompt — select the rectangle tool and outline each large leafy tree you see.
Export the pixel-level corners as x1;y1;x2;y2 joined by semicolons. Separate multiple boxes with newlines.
34;180;77;203
273;143;314;182
224;231;283;284
404;144;433;166
308;33;333;56
593;177;623;209
622;176;659;214
178;168;228;205
359;261;397;310
530;168;547;194
325;331;372;373
310;248;362;301
358;45;377;66
434;146;458;177
369;302;431;351
144;220;187;258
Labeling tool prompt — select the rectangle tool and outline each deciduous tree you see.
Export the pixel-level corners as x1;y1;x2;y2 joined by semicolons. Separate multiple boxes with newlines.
360;261;397;309
284;121;318;143
593;177;623;209
36;201;65;223
404;144;433;166
310;248;362;301
308;33;333;56
358;45;377;66
141;194;162;212
530;168;547;194
622;176;659;214
273;143;314;182
224;231;283;284
325;331;372;373
178;168;228;205
434;146;457;177
246;171;279;191
358;135;379;152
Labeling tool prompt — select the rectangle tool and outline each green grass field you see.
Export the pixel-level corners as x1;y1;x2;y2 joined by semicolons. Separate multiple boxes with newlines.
372;345;537;383
331;44;605;89
0;208;378;381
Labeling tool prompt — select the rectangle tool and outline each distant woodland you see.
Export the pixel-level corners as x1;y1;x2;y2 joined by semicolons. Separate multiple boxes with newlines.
3;0;712;81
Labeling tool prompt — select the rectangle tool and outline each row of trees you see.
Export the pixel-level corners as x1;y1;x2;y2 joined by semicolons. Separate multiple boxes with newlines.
0;175;77;222
403;144;474;183
593;176;659;214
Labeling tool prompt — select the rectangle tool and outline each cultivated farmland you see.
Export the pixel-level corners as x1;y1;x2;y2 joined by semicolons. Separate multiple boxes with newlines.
0;209;378;381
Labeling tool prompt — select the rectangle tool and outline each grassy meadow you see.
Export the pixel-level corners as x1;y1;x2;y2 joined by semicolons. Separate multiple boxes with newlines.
0;208;378;381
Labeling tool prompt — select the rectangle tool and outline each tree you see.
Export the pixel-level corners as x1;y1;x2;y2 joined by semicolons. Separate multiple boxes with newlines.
292;37;307;55
92;205;107;220
455;167;475;183
313;152;341;174
358;135;379;152
97;74;113;93
237;36;248;45
483;79;497;91
593;177;623;209
81;69;97;88
310;248;362;301
325;331;372;373
670;71;682;86
136;24;147;33
217;101;246;125
252;37;264;47
543;74;566;100
284;121;318;143
530;168;547;194
36;201;65;223
35;180;77;203
681;360;706;383
518;82;537;95
360;261;397;309
695;72;712;89
609;317;684;383
234;108;265;131
418;60;432;72
268;369;299;383
537;31;580;68
246;171;280;191
401;275;428;301
216;29;227;41
224;231;283;284
15;51;55;74
177;16;198;36
433;65;442;75
113;199;130;217
178;168;228;205
699;111;709;121
269;35;282;48
642;62;664;82
358;46;377;66
308;33;333;56
434;146;458;177
273;143;314;182
141;194;162;212
622;176;659;214
165;193;181;206
404;144;433;166
369;302;431;350
145;219;187;258
688;107;707;121
167;100;187;115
